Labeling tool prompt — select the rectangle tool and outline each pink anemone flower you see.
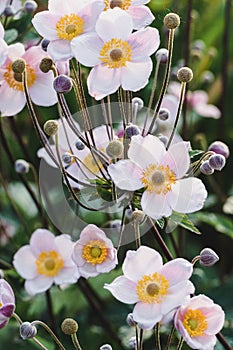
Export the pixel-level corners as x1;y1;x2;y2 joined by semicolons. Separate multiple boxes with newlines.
105;246;194;329
32;0;104;62
0;279;15;329
174;294;225;350
0;44;57;116
0;23;8;67
108;134;207;220
71;8;160;100
13;229;80;296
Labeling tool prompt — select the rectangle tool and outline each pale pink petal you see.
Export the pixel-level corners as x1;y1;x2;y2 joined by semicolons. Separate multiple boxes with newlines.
162;142;190;179
87;64;121;100
55;235;75;263
13;246;37;279
32;11;60;40
54;266;79;284
121;59;153;91
127;6;154;29
141;191;172;219
194;103;221;119
128;134;166;168
37;146;58;168
104;276;138;304
190;90;208;106
0;22;4;38
25;276;54;295
96;8;133;42
72;243;86;267
79;263;98;278
0;39;8;67
167;82;181;99
80;1;105;33
108;160;143;190
168;177;207;213
92;125;113;147
131;0;150;5
30;229;56;256
133;302;162;327
205;305;225;334
23;46;48;70
128;27;159;60
0;84;25;117
48;0;82;14
160;94;179;124
48;40;73;62
29;73;57;106
122;246;163;281
8;43;25;61
162;280;195;314
71;33;102;66
79;224;108;241
96;255;117;273
161;258;193;286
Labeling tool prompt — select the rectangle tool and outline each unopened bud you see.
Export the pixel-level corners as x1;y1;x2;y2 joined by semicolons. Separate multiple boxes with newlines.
106;139;123;158
132;97;144;111
24;0;38;13
20;322;37;339
41;39;50;52
62;152;73;164
208;141;230;159
61;318;78;335
100;345;113;350
209;154;226;171
12;59;26;74
201;70;214;84
126;313;137;327
155;48;169;64
158;135;168;146
192;40;205;51
159;108;170;121
43;120;59;136
125;124;140;138
199;248;219;267
40;57;53;73
75;140;85;150
53;75;72;94
15;159;30;174
177;67;193;83
131;210;145;224
200;160;214;175
129;336;137;349
164;13;180;29
4;6;14;17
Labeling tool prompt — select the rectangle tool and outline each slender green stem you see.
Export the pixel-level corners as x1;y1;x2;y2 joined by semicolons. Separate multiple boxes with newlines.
135;325;140;350
155;323;161;350
176;337;184;350
71;333;83;350
31;320;66;350
165;325;175;350
139;328;144;350
134;222;141;249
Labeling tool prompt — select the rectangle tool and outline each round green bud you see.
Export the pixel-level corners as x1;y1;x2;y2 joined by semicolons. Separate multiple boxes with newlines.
40;58;53;73
177;66;193;83
131;210;145;225
12;59;26;74
106;139;123;158
164;13;180;29
61;318;79;335
43;120;59;136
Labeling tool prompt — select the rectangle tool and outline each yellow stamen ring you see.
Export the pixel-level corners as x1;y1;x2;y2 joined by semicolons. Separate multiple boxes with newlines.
4;62;36;91
56;14;84;41
182;309;208;337
136;272;169;304
141;164;176;194
36;251;64;277
99;38;132;69
82;240;108;265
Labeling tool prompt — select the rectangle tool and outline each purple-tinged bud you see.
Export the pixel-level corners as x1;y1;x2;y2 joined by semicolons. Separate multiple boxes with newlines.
129;336;137;349
200;160;214;175
15;159;30;174
75;140;85;150
53;75;72;94
62;152;73;165
208;141;230;159
125;124;140;138
24;1;38;13
4;6;14;17
199;248;219;267
100;345;113;350
209;154;226;171
132;97;144;111
158;135;168;146
155;48;169;64
20;322;37;339
159;108;170;121
41;39;50;52
126;313;137;327
61;318;78;335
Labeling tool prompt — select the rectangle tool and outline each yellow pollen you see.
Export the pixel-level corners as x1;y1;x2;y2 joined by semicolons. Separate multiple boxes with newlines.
4;62;36;91
83;148;105;174
183;309;208;337
136;272;169;304
36;250;64;277
141;164;176;194
104;0;131;10
0;301;2;308
56;14;84;41
99;38;132;69
82;240;108;265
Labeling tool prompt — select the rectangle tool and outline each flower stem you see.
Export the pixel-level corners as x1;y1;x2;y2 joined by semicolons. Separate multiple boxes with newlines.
135;324;140;350
155;323;161;350
139;328;144;350
71;333;83;350
165;324;175;350
176;337;184;350
31;320;66;350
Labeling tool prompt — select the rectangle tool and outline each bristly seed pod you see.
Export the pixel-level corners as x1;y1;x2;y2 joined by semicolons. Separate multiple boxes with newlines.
43;120;59;136
61;318;78;335
177;66;193;83
164;13;180;29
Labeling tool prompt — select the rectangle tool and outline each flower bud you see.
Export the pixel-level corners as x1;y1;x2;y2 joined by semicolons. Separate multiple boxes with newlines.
158;135;168;146
129;336;137;349
75;140;85;150
159;108;170;121
4;6;14;17
131;210;145;225
192;40;205;51
12;59;26;74
100;345;113;350
199;248;219;267
209;154;226;171
126;313;137;327
20;322;37;339
24;0;38;13
177;67;193;83
61;318;78;335
43;120;59;136
125;124;140;138
201;70;214;84
132;97;144;111
208;141;230;159
200;160;214;175
62;152;73;165
40;57;53;73
53;75;72;94
106;139;123;158
164;13;180;29
41;39;50;52
15;159;30;174
155;48;169;64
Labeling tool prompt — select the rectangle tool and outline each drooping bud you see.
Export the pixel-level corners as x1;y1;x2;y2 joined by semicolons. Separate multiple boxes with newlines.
62;152;73;165
208;154;226;171
125;124;140;138
43;120;59;136
53;75;72;94
15;159;30;174
164;13;180;29
61;318;79;335
177;67;193;83
155;48;169;64
40;57;53;73
132;97;144;111
200;160;214;175
208;141;230;159
126;313;137;327
20;322;37;339
12;59;26;74
41;39;50;52
158;135;168;146
106;139;123;158
199;248;219;267
159;108;170;121
129;336;137;349
75;140;85;150
100;345;113;350
4;6;14;17
24;0;38;13
192;40;205;52
131;210;145;225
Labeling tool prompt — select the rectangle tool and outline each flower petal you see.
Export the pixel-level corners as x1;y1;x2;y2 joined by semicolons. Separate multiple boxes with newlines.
32;11;60;40
80;1;105;33
29;229;56;256
194;103;221;119
25;276;54;296
8;43;25;61
108;159;143;191
104;276;138;304
127;6;155;30
121;59;153;91
128;27;159;60
163;142;190;179
0;84;25;117
13;245;37;279
141;191;172;219
48;0;82;14
0;39;8;67
161;258;193;286
48;40;73;62
29;73;57;107
54;266;79;284
55;234;75;263
71;33;102;67
133;302;162;328
162;280;195;314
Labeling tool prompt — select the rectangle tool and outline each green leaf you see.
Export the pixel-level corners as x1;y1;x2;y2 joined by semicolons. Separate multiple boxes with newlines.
156;218;165;229
167;211;201;234
4;29;18;44
189;149;204;158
